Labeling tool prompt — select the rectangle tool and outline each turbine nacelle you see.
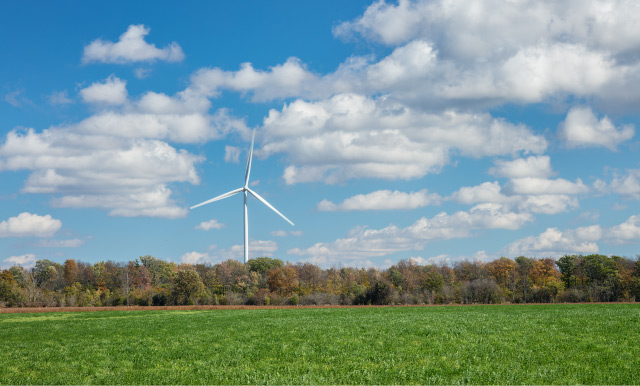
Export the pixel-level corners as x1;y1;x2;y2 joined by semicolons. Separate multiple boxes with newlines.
190;130;294;263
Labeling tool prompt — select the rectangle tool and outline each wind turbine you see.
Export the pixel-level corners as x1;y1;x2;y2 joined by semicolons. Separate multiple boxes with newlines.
190;131;294;264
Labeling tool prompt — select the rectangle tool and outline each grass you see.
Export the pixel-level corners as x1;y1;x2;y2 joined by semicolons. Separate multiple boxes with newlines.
0;304;638;384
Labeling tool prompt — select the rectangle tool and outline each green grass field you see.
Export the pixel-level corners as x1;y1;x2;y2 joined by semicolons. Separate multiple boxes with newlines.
0;304;638;385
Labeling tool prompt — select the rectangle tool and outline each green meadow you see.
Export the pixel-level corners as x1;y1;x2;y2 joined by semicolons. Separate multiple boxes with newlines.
0;304;638;384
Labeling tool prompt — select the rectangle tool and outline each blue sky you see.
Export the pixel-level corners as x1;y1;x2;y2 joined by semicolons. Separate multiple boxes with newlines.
2;0;640;269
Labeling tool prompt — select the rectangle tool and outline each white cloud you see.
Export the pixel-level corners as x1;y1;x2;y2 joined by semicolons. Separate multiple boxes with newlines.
196;2;622;111
229;240;278;258
48;90;73;105
83;24;184;64
333;0;425;45
195;219;225;231
595;169;640;199
134;68;152;79
188;58;321;102
504;225;602;257
0;68;253;218
518;195;579;215
80;75;128;105
451;181;506;205
606;215;640;244
502;213;640;256
318;189;440;211
505;177;588;195
4;89;32;107
261;94;546;184
181;239;279;264
0;212;62;238
0;128;202;218
411;254;452;266
271;230;304;237
72;108;244;144
180;251;211;265
193;40;618;109
559;106;634;150
451;181;579;215
2;254;37;269
490;156;553;179
334;0;640;56
224;146;241;163
290;203;532;266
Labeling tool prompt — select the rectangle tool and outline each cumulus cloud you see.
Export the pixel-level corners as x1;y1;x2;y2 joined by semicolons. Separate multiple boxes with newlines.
451;181;506;205
260;94;546;184
490;156;554;179
318;189;441;211
180;251;211;265
606;215;640;244
0;212;62;238
191;40;619;109
605;170;640;199
80;75;128;105
504;225;602;257
450;180;579;215
504;177;588;195
188;58;321;102
195;219;225;231
2;254;37;269
174;0;640;111
518;195;579;215
334;0;640;56
0;67;252;218
229;240;278;258
181;239;279;265
0;127;201;218
502;212;640;256
83;24;184;64
559;106;634;150
290;203;532;266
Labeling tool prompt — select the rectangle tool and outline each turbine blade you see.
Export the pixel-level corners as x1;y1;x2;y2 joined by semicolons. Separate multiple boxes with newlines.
244;130;255;187
190;187;243;210
247;187;294;226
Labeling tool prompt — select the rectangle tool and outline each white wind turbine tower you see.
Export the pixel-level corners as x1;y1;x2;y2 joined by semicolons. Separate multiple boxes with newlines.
190;131;294;264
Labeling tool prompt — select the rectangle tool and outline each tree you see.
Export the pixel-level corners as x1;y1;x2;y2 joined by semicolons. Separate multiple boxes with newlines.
515;256;534;303
295;263;324;295
557;255;578;288
33;259;64;291
139;255;175;288
63;259;78;285
215;260;249;294
267;265;299;296
422;270;444;294
486;257;518;301
172;269;205;305
121;262;134;306
247;257;283;275
0;270;23;306
454;260;488;282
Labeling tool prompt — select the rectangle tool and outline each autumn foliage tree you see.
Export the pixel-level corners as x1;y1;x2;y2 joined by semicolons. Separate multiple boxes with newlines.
2;254;639;308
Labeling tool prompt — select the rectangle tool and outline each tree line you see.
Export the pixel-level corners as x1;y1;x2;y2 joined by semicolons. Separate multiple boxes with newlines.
1;254;639;308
